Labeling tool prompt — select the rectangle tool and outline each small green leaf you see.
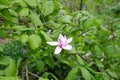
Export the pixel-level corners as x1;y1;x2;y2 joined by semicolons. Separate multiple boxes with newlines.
25;0;38;7
28;34;41;50
76;55;84;65
93;45;102;57
20;34;29;43
19;8;29;17
42;72;58;80
40;31;53;42
39;77;48;80
66;67;79;80
40;1;54;16
36;60;44;72
81;67;91;80
59;15;73;23
8;9;17;17
29;11;42;26
12;25;32;31
0;46;3;52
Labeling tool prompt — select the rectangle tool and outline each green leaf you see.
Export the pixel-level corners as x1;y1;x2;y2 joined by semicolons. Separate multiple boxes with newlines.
8;9;17;17
36;60;44;72
92;45;102;57
44;55;55;68
42;72;58;80
59;15;73;23
107;70;117;78
95;60;104;68
41;1;54;16
39;77;48;80
28;34;41;50
12;25;33;31
19;8;29;17
25;0;38;7
104;45;115;58
40;31;53;42
0;56;17;76
81;67;91;80
0;46;3;52
0;76;21;80
76;55;84;65
20;34;29;43
0;4;8;10
66;67;79;80
29;11;42;26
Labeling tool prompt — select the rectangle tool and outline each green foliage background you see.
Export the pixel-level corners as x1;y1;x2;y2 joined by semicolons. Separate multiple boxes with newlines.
0;0;120;80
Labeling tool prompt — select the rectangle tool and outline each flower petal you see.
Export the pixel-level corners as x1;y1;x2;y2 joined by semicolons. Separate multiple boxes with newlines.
54;46;62;54
63;45;72;50
46;42;58;46
67;37;72;43
58;34;64;41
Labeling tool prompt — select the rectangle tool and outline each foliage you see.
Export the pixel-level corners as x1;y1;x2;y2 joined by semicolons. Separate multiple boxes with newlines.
0;0;120;80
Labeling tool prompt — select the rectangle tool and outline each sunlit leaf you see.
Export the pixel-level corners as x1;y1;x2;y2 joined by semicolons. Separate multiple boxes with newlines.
25;0;38;7
28;34;41;50
0;56;17;76
20;34;29;43
40;1;54;16
29;10;42;26
66;67;79;80
19;8;29;17
81;67;91;80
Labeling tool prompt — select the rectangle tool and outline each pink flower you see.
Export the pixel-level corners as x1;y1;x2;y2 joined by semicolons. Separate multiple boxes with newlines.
47;34;72;54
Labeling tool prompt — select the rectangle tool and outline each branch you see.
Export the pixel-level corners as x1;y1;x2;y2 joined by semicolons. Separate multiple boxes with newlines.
25;65;29;80
28;71;40;79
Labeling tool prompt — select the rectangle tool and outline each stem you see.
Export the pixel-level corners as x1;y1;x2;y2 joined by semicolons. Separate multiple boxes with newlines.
80;0;83;10
28;71;40;78
25;65;29;80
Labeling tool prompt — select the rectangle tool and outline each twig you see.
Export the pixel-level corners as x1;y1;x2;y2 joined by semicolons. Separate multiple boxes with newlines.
70;53;101;72
28;71;40;78
79;29;90;36
25;65;29;80
110;19;120;24
22;66;25;80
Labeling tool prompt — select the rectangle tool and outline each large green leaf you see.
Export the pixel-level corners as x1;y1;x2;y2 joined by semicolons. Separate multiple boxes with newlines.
29;11;42;26
19;8;29;17
40;1;54;16
66;67;79;80
25;0;38;7
8;9;17;17
104;45;115;58
0;4;8;10
81;67;91;80
0;76;21;80
0;56;17;76
28;34;41;50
